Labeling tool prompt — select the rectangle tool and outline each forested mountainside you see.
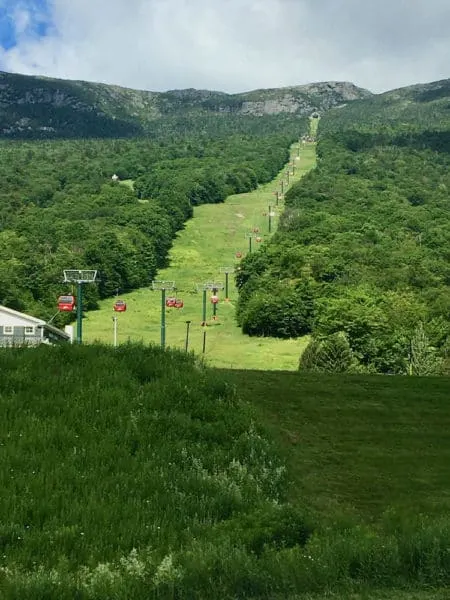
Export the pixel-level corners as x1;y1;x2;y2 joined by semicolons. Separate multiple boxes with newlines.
0;71;370;138
236;78;450;375
322;77;450;136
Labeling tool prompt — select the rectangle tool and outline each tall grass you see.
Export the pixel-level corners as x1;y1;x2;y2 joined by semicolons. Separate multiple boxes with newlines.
0;345;284;567
2;508;450;598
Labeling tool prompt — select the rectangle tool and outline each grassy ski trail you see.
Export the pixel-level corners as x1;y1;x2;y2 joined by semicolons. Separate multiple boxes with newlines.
84;142;316;369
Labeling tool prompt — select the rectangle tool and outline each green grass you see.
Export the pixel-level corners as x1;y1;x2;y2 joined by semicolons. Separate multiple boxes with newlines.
221;369;450;520
0;344;283;564
309;116;319;138
1;345;450;599
84;143;316;369
119;178;134;189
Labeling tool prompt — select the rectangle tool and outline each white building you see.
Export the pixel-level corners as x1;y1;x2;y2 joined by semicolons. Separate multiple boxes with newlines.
0;304;71;347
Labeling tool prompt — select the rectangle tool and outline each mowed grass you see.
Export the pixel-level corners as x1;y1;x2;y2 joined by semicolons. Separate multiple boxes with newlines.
119;178;134;189
222;369;450;521
309;114;320;137
84;143;316;369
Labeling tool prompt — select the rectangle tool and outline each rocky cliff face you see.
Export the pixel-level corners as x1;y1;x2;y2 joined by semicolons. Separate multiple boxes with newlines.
0;71;372;138
236;81;373;116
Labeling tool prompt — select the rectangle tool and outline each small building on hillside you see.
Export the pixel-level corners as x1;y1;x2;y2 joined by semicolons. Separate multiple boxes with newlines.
0;304;71;347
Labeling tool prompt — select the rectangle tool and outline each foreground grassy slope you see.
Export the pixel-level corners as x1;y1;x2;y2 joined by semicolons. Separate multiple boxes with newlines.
0;344;285;594
1;344;450;599
84;142;316;369
222;369;450;519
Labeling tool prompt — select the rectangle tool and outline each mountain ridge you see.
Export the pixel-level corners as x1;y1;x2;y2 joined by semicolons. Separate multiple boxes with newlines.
0;70;371;138
1;70;448;139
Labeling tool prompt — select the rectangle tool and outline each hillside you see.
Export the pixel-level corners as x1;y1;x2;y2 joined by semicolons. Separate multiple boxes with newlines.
0;72;449;375
0;70;371;138
321;77;450;134
236;78;450;375
1;343;449;599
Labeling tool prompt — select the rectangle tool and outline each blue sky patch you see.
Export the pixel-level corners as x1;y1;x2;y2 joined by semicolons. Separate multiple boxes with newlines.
0;0;52;50
0;7;17;50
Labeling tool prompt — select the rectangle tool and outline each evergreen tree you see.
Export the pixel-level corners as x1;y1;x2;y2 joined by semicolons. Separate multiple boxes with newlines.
299;333;356;373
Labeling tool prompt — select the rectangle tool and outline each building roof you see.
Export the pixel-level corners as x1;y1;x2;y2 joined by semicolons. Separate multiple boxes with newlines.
38;322;70;340
0;304;69;340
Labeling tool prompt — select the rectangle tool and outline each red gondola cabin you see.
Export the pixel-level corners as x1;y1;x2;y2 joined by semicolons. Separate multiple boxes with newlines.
58;295;76;312
113;299;127;312
174;299;184;309
210;295;219;305
235;251;242;259
166;297;177;307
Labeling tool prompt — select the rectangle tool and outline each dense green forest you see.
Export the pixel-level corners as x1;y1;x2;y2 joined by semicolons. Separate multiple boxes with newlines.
0;121;306;323
236;84;450;375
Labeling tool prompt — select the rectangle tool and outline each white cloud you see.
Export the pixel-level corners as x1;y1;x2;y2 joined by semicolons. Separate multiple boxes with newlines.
12;8;31;35
1;0;449;93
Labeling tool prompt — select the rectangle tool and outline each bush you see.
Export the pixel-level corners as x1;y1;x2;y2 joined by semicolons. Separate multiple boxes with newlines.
240;283;314;338
299;332;357;373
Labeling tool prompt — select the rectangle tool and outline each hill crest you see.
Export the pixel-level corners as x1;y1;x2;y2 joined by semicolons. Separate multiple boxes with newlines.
0;70;371;138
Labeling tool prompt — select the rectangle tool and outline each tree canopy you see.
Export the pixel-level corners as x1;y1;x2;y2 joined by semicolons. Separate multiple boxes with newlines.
236;92;450;374
0;127;306;326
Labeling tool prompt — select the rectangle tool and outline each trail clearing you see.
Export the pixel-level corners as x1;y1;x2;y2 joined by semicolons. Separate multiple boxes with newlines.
84;142;316;369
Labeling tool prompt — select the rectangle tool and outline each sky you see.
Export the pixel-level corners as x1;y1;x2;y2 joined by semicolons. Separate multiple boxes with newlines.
0;0;449;94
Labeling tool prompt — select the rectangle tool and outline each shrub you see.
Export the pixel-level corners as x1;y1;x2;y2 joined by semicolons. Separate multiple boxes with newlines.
300;332;357;373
